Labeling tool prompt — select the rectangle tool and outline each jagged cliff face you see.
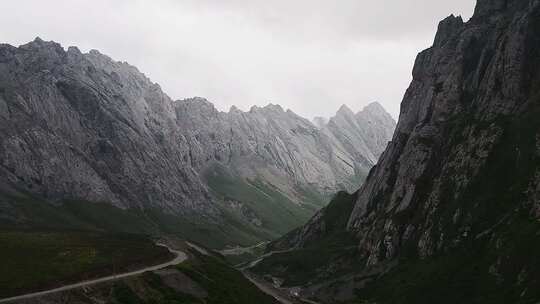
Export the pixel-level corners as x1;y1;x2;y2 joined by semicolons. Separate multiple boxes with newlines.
171;98;395;240
0;39;214;215
175;99;394;201
0;38;395;245
323;103;396;172
348;0;540;265
254;0;540;302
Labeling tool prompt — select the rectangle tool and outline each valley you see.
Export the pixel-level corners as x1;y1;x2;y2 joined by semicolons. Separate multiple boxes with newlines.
0;32;394;302
1;0;539;303
0;237;282;304
0;39;394;248
248;0;540;303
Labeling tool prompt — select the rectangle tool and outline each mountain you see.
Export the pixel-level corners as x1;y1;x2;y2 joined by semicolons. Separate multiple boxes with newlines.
321;103;396;176
174;98;396;242
175;99;393;204
312;116;328;129
0;38;395;248
251;0;540;303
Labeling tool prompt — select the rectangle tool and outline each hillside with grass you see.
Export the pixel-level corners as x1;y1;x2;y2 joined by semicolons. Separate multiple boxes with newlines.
0;231;172;299
9;243;280;304
0;191;277;249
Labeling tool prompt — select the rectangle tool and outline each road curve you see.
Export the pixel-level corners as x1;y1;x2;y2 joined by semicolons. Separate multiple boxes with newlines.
243;272;295;304
244;249;294;269
0;243;187;303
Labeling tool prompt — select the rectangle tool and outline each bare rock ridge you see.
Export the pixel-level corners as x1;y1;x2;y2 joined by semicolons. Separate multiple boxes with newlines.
348;0;540;262
0;38;395;245
0;38;211;215
176;98;395;199
254;0;540;302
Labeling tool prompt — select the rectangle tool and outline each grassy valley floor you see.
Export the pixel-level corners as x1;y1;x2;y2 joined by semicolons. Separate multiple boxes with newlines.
0;231;172;299
7;242;281;304
0;192;275;250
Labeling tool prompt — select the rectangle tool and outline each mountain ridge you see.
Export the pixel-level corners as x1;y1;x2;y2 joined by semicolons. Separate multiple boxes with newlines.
252;0;540;302
0;38;396;248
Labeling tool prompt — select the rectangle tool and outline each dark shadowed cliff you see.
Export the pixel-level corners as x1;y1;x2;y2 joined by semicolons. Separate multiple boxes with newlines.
253;1;540;303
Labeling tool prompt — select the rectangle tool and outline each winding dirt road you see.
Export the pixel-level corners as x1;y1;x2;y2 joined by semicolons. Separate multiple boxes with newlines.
243;272;295;304
0;243;187;303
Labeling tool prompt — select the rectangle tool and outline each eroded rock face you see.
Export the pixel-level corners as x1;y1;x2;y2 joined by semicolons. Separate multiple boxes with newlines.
0;39;214;216
347;0;540;264
259;0;540;301
175;99;395;201
0;38;395;224
322;103;395;177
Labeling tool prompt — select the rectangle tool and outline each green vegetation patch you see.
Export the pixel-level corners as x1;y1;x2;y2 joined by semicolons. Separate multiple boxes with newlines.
108;248;279;304
253;191;361;286
175;250;278;304
0;161;333;251
351;79;540;304
353;212;540;304
111;273;201;304
203;163;315;239
220;243;268;266
0;193;271;250
0;231;171;298
252;234;359;287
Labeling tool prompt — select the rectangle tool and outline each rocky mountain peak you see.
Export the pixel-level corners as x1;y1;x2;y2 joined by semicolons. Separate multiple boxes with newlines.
347;0;540;257
67;46;82;55
433;14;464;46
263;103;285;112
336;104;355;117
229;105;241;113
24;37;57;49
16;37;66;63
176;97;219;119
321;103;397;168
358;102;390;118
181;96;213;106
249;103;286;115
248;105;260;113
362;101;383;110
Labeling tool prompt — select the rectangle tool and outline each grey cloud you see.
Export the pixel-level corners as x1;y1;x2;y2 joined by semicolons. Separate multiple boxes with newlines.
0;0;476;119
180;0;476;41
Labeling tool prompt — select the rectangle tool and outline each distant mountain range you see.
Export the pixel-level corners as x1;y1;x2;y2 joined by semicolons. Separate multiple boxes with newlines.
251;0;540;303
0;39;395;247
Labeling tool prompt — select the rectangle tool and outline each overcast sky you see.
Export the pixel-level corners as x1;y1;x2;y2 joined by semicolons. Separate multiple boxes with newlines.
0;0;476;119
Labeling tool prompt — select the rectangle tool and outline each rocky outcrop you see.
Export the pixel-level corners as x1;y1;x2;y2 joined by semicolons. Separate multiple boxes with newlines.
267;191;357;252
175;99;395;201
0;38;395;243
322;103;396;171
0;39;214;216
347;0;540;265
255;0;540;302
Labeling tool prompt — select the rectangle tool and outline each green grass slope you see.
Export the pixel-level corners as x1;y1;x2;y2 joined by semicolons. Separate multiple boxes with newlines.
21;244;280;304
352;212;540;304
107;248;280;304
0;161;332;250
0;191;275;249
252;191;361;286
0;231;171;298
204;163;325;241
172;249;279;304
